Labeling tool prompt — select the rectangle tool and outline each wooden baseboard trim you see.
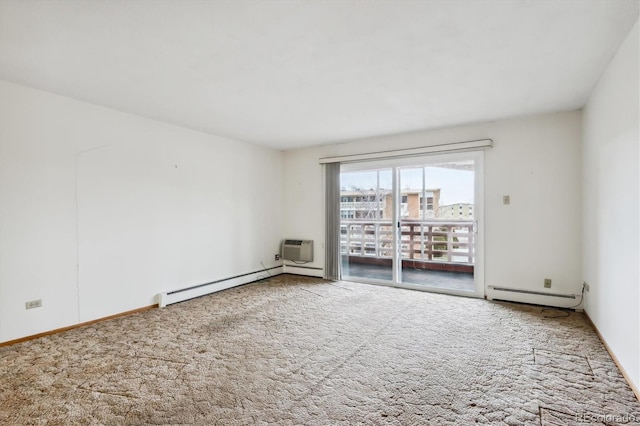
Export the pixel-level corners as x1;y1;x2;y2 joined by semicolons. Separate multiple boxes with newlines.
0;304;158;347
584;311;640;401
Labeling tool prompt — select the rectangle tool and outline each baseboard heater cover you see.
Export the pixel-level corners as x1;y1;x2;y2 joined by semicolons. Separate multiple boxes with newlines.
282;264;324;278
489;286;576;299
158;266;283;307
283;264;323;270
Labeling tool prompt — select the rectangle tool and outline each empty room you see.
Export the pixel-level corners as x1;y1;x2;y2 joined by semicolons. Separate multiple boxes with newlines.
1;0;639;424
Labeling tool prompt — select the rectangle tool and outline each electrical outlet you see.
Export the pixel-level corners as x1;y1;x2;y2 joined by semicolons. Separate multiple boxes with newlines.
25;299;42;310
503;195;510;205
275;254;280;261
583;282;590;292
544;278;552;289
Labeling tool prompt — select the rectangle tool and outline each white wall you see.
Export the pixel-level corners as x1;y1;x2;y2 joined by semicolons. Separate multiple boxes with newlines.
0;80;284;343
583;20;639;391
284;111;583;306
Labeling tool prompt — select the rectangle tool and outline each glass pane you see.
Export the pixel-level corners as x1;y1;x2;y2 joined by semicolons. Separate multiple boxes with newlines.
400;160;475;292
340;169;393;282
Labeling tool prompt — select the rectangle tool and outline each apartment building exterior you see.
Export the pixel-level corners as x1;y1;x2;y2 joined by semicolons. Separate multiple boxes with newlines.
340;189;441;220
438;203;474;219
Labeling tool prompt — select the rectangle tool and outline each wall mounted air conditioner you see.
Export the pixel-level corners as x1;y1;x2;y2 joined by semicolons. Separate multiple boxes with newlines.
281;239;314;262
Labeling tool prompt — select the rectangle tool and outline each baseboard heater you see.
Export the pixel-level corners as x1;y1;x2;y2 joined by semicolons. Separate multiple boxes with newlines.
158;266;283;308
489;286;576;299
283;264;324;278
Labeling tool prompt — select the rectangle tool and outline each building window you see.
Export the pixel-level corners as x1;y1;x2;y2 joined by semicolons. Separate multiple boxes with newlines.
341;211;355;219
420;196;434;211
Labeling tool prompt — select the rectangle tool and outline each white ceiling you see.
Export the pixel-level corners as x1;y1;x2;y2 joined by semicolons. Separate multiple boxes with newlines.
0;1;638;150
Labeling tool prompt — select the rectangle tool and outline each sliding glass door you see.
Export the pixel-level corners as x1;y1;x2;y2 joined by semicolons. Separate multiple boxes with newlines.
340;152;484;297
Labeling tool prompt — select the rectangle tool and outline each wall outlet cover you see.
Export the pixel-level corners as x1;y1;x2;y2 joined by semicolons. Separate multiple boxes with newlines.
25;299;42;309
544;278;552;288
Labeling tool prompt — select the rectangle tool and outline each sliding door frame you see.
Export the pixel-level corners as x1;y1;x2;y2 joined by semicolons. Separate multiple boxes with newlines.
340;150;485;298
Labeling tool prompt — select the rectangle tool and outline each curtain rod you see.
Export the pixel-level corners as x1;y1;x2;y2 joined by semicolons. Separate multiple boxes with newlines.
318;139;493;164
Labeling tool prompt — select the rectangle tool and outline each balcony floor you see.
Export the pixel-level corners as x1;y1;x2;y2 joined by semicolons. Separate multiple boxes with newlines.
342;261;475;292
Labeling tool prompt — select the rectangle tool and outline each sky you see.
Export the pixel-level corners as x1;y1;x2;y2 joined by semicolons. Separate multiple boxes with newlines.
341;165;474;206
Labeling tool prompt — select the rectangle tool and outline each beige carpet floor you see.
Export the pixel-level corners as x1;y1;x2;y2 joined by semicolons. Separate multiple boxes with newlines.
1;274;639;425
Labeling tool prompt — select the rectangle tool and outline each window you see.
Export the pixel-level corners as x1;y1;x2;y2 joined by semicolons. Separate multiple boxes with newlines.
419;196;434;211
341;211;355;219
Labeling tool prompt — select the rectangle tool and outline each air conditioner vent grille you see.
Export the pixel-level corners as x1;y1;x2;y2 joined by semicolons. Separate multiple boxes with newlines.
284;239;303;246
282;239;313;262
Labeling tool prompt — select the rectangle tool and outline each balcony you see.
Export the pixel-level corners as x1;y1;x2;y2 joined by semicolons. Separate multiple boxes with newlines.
340;220;475;291
340;201;383;210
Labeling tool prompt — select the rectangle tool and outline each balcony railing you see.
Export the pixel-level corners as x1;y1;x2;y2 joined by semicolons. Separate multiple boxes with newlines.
340;220;474;265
